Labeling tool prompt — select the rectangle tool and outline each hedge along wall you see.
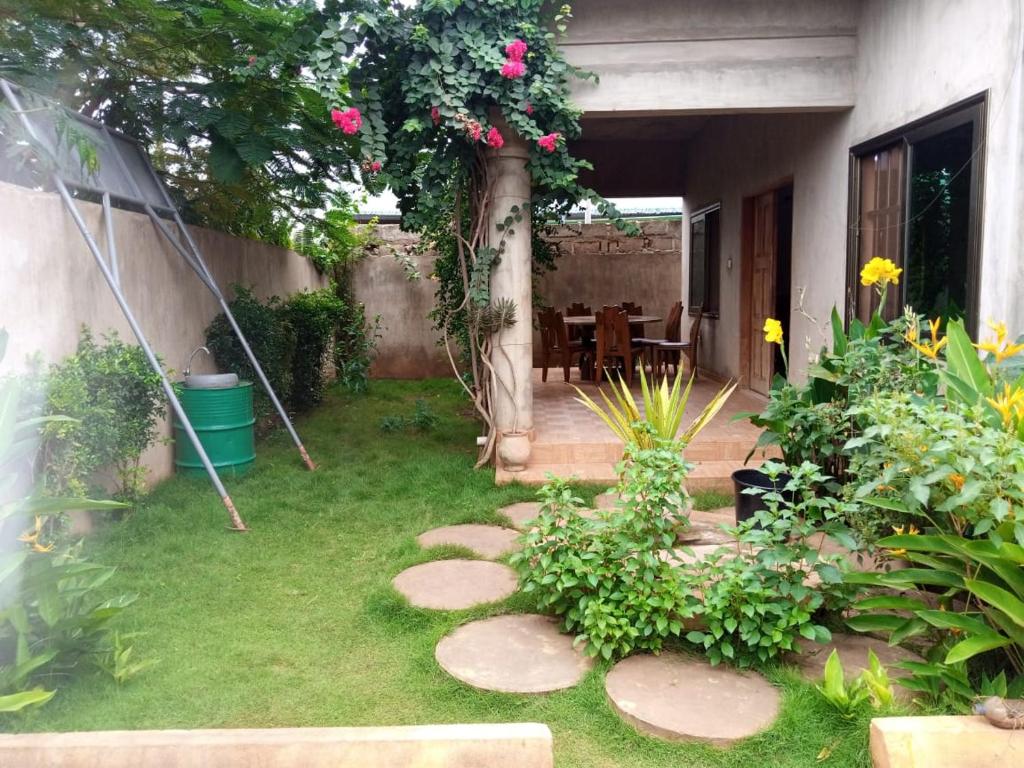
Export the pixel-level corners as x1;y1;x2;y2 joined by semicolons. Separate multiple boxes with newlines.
353;219;683;377
2;181;327;484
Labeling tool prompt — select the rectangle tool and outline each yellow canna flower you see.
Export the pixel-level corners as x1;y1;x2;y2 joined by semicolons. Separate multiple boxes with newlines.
974;319;1024;363
986;383;1024;429
763;318;784;345
17;516;54;554
860;257;903;288
905;316;948;359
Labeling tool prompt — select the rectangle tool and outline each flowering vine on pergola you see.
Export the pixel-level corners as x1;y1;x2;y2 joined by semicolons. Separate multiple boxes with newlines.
310;0;634;465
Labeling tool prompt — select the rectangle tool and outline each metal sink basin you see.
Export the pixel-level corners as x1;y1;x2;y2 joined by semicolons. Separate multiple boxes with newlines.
184;373;239;389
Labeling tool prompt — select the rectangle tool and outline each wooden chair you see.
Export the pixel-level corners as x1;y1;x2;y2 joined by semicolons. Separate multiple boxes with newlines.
594;307;643;385
621;301;644;343
564;302;593;344
539;307;585;383
656;305;703;380
633;301;683;372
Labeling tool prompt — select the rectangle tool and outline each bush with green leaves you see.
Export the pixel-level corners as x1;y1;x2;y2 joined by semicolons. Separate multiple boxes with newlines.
0;329;143;713
511;438;695;660
206;285;295;422
281;288;346;411
684;462;858;667
379;399;438;434
41;328;165;502
332;280;381;395
816;648;896;719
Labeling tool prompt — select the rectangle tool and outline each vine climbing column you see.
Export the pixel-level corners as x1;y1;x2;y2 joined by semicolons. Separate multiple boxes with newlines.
486;113;533;441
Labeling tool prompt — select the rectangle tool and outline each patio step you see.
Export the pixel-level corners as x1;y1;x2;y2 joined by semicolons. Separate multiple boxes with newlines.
496;457;744;493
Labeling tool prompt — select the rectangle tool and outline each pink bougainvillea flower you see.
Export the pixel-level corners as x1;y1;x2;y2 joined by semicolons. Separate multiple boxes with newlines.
431;106;441;126
525;102;533;115
467;120;482;141
504;39;528;61
500;59;526;79
370;160;382;172
486;126;504;149
331;107;362;135
537;132;561;153
247;55;257;66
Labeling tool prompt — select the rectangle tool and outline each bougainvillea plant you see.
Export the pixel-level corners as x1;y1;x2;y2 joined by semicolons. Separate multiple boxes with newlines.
308;0;634;465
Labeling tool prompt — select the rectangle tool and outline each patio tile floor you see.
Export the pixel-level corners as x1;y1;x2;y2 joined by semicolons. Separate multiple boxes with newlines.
496;368;774;488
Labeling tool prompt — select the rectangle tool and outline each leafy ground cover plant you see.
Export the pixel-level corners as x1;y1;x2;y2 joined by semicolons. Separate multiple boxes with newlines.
41;327;164;502
512;439;695;659
379;399;439;434
816;648;896;719
0;330;141;713
684;462;857;667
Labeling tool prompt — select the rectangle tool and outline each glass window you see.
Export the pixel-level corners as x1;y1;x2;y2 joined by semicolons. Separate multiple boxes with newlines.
849;100;983;332
688;204;720;315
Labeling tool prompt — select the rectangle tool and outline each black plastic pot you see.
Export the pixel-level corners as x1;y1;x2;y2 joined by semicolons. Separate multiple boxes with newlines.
732;468;794;527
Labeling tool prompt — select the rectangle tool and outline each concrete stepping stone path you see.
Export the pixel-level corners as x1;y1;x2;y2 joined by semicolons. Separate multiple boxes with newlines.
392;559;518;611
793;632;922;689
435;614;594;694
497;502;543;530
417;524;521;559
605;652;780;745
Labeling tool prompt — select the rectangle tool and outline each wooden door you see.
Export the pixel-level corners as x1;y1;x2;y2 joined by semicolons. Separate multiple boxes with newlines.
748;191;777;395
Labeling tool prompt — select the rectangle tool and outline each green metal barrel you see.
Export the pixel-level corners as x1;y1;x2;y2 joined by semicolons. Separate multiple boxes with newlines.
173;381;256;477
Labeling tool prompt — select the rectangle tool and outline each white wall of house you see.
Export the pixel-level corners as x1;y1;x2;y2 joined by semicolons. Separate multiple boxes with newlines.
681;113;851;380
852;0;1024;335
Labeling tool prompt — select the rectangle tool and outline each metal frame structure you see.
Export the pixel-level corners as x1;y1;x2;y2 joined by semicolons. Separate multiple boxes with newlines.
1;79;317;531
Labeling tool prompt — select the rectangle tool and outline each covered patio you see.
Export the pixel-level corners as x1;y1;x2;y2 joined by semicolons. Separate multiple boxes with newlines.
496;367;770;487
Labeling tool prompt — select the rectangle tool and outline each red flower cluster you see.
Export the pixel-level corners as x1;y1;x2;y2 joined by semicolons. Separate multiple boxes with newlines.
431;106;441;126
537;132;560;153
467;120;482;141
486;126;504;149
525;102;534;115
499;38;527;79
331;107;362;135
370;160;382;172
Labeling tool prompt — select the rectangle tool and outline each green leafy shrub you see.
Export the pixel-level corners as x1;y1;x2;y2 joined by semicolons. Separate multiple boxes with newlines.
684;462;857;667
0;329;142;713
331;281;381;395
378;399;438;433
511;439;695;660
42;328;165;501
816;648;896;718
281;288;345;411
205;285;294;422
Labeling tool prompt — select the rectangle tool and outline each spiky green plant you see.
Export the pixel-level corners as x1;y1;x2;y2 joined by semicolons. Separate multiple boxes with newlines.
573;368;737;449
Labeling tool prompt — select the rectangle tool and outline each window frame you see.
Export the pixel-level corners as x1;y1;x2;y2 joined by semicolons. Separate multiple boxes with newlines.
688;202;721;318
845;94;987;335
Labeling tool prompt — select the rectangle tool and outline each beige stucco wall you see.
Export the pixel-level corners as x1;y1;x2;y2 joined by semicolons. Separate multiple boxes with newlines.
852;0;1024;335
351;221;683;377
682;112;852;381
564;0;859;114
3;181;327;484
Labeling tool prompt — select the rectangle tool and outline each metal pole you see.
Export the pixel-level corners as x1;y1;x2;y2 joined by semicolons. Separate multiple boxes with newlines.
101;193;119;286
0;80;247;531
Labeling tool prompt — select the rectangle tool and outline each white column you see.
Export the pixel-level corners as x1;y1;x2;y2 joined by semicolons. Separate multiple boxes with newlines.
486;112;533;436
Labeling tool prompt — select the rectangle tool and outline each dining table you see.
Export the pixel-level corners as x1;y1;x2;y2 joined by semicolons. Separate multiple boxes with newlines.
562;314;661;380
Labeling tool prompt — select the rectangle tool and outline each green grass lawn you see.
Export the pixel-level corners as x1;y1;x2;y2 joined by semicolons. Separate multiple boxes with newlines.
10;379;874;767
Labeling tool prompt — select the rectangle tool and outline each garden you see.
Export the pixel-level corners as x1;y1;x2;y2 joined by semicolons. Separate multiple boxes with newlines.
2;0;1024;765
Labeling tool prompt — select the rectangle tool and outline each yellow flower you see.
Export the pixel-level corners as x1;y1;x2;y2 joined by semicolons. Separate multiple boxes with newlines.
974;319;1024;363
986;383;1024;428
763;318;784;345
949;473;965;491
17;517;54;554
905;317;948;359
860;257;903;288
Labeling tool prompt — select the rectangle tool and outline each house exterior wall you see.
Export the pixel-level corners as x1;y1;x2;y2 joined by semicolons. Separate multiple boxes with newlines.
852;0;1024;335
2;181;327;484
681;113;852;380
564;0;859;114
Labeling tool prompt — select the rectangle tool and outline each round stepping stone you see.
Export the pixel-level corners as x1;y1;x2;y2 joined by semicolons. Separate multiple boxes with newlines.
605;652;780;745
435;614;593;693
393;559;518;610
498;501;543;530
793;632;922;685
417;524;521;559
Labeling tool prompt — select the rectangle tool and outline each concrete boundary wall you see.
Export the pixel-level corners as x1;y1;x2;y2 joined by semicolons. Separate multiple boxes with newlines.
0;723;555;768
354;220;682;378
3;181;327;484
